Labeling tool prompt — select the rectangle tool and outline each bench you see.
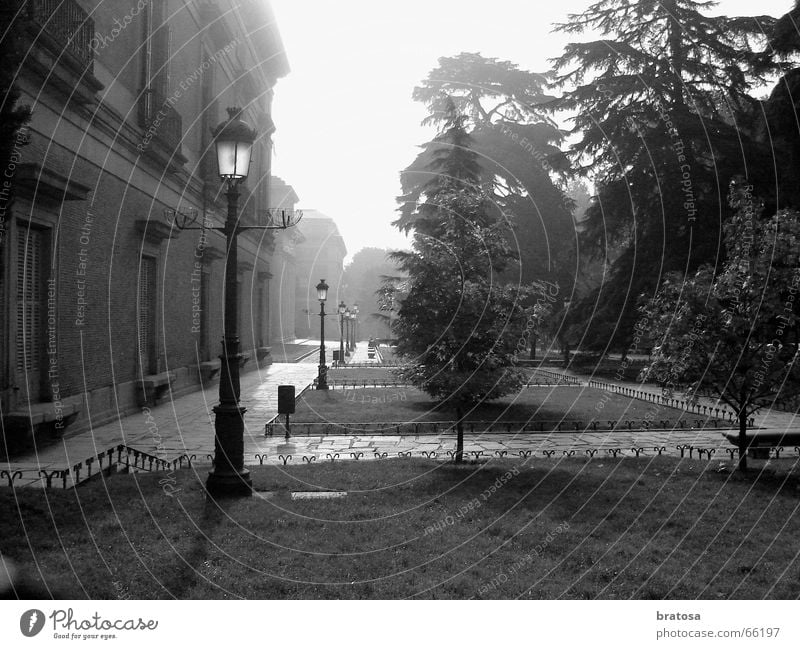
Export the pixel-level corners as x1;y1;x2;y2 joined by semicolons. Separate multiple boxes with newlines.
256;346;272;367
2;402;81;454
723;431;800;459
138;371;175;407
197;360;221;383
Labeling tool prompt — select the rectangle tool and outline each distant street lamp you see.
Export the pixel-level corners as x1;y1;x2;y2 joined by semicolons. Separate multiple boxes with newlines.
344;306;351;357
338;301;346;366
352;304;359;348
562;299;572;367
316;279;329;389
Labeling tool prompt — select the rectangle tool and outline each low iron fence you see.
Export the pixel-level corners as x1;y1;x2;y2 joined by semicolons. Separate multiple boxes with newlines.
265;415;751;437
587;379;736;422
0;444;202;489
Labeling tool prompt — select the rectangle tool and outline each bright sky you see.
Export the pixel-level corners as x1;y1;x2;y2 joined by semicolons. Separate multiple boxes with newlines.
270;0;792;262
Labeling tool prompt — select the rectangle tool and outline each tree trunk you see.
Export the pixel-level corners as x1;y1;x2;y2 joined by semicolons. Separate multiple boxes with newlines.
455;405;464;463
737;407;748;472
529;334;537;360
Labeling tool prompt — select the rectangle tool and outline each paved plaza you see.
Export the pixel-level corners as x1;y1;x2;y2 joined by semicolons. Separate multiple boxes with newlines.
3;345;798;487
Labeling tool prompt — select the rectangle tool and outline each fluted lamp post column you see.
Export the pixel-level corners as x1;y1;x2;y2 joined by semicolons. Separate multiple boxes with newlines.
316;279;329;390
206;107;257;497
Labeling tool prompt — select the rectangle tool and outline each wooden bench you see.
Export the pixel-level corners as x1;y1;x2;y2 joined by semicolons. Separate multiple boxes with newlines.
723;431;800;459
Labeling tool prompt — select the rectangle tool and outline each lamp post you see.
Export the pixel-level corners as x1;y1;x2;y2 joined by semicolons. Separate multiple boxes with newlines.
338;301;346;366
205;107;258;497
352;304;359;349
162;107;301;498
561;299;572;367
344;307;351;357
316;279;329;389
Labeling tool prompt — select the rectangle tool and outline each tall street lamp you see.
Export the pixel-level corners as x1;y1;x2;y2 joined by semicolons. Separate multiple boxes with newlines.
316;279;329;389
338;301;346;366
205;107;258;498
344;306;351;356
352;304;359;349
165;106;301;498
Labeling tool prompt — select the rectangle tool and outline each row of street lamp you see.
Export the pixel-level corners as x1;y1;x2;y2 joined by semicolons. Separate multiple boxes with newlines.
338;301;359;362
314;279;359;391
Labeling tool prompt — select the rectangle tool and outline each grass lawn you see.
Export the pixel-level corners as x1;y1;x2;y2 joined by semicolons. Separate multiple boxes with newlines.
1;457;798;599
293;386;697;425
327;367;580;384
327;367;398;382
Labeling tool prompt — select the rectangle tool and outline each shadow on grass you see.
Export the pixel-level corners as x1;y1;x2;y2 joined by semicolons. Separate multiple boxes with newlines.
2;458;799;599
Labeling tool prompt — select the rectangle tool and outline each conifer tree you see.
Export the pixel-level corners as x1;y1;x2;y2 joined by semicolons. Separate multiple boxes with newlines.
550;0;779;352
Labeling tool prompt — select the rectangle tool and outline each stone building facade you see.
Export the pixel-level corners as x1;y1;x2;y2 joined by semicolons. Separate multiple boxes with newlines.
1;0;290;445
266;176;302;344
293;210;348;340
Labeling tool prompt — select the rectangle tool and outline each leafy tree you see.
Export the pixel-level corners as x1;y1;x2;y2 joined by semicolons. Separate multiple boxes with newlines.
393;100;535;462
550;0;780;353
642;183;800;471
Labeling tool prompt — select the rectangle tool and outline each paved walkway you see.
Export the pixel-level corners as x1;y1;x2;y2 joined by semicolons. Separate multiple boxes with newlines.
3;355;798;487
2;362;320;485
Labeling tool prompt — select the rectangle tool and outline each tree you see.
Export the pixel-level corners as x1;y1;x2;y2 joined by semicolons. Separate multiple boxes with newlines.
399;53;575;289
759;1;800;210
550;0;780;353
642;183;800;471
374;275;409;342
341;247;402;340
393;100;535;462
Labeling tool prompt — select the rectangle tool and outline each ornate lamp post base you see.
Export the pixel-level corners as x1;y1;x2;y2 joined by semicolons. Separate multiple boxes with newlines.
206;469;253;497
206;402;253;496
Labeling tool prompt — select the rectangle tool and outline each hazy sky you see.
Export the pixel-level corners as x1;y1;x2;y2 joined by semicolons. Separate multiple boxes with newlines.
270;0;792;262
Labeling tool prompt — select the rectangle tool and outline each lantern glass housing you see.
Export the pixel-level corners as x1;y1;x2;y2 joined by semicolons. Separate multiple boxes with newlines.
338;301;346;315
213;107;257;180
316;279;329;302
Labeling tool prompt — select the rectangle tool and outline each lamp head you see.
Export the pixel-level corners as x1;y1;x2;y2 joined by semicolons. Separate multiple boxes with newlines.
213;107;257;181
316;279;329;302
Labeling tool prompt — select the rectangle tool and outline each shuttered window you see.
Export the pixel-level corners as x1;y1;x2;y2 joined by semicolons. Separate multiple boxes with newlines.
137;256;157;373
16;228;43;374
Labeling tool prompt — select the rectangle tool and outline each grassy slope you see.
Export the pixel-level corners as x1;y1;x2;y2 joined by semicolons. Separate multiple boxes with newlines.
1;458;798;599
